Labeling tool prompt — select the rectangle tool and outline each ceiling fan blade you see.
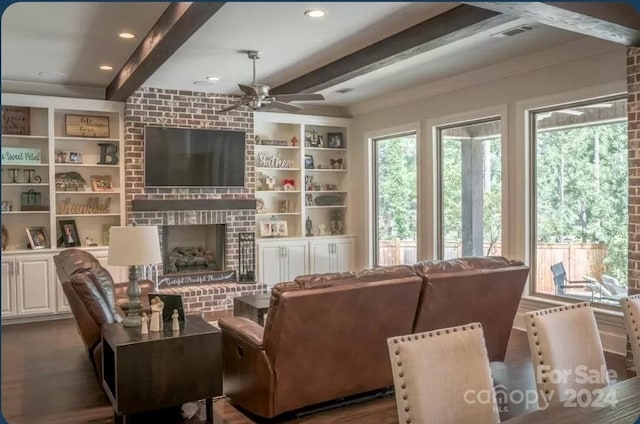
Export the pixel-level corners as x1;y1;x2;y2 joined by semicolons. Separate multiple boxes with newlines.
266;101;303;113
273;93;325;102
219;99;251;113
238;84;257;97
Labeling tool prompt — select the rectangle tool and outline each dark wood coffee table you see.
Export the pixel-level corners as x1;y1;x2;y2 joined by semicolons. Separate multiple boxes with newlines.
233;293;270;326
102;315;222;423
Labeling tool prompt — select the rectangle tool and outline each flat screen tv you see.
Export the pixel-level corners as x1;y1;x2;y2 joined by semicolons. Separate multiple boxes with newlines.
144;126;246;187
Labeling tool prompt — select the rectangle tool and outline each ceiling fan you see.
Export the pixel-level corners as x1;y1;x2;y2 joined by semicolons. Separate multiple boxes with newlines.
219;50;325;113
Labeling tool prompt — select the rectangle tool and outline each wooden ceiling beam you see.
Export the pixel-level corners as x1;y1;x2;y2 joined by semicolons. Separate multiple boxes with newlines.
464;2;640;46
270;4;518;95
106;2;225;101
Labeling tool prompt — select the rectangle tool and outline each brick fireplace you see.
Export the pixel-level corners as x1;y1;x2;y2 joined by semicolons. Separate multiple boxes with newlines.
124;87;267;316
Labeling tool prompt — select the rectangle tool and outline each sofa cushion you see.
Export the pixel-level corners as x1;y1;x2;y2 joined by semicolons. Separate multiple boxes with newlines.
414;256;523;275
354;265;417;282
294;272;356;288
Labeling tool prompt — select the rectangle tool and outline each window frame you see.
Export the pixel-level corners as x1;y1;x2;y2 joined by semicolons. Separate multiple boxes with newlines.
371;131;418;266
528;94;628;307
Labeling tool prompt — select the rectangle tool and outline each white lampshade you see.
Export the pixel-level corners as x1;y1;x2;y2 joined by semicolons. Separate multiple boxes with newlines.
108;225;162;266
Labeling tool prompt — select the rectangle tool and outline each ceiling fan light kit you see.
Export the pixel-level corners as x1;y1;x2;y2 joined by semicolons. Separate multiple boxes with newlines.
219;50;325;113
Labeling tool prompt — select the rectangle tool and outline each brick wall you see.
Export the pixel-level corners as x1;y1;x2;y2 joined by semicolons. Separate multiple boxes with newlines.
627;46;640;375
124;87;256;276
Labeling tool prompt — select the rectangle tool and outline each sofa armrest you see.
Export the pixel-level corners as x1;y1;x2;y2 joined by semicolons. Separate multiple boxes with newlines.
219;316;264;348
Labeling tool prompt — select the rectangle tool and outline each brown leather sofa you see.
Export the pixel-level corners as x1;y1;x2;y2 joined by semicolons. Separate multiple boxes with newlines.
219;257;528;418
53;249;153;382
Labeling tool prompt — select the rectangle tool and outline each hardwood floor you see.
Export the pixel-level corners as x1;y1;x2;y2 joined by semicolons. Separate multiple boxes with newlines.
1;318;629;423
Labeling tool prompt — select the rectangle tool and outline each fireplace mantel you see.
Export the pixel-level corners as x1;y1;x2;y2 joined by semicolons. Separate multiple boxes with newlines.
132;199;256;212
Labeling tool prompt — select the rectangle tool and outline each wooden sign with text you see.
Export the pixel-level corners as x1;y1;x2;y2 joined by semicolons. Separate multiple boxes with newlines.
65;114;110;138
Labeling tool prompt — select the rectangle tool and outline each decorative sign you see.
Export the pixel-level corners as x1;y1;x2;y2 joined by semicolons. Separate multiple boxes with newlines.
2;106;30;135
65;114;110;138
1;147;41;164
157;270;237;288
257;152;293;168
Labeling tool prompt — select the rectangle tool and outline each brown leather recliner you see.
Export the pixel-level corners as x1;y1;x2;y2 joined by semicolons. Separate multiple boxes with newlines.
53;249;153;382
412;256;529;362
219;257;529;418
219;267;423;418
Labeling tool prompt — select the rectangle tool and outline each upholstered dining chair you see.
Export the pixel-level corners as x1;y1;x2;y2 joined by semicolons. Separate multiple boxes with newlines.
620;294;640;374
387;323;499;424
524;302;608;406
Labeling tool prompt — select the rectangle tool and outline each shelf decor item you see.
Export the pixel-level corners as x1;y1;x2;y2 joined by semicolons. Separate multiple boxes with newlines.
2;224;8;251
305;216;313;237
23;169;42;183
1;201;12;212
59;196;111;214
20;189;47;211
65;114;110;138
328;132;343;148
91;175;113;192
98;143;119;165
304;155;314;169
55;172;87;191
238;232;255;282
257;152;293;168
25;226;48;249
59;219;81;247
2;106;30;135
1;147;41;165
108;225;161;327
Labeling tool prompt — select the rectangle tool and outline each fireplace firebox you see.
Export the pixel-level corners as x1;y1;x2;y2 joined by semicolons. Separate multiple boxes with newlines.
161;224;225;274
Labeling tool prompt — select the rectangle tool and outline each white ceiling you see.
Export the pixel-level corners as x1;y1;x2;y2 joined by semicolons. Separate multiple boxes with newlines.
1;2;595;108
1;2;168;86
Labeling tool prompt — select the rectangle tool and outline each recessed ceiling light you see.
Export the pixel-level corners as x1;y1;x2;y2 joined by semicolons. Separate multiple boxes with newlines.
38;71;66;80
193;80;217;87
206;76;220;82
118;32;136;39
304;9;326;18
99;65;113;71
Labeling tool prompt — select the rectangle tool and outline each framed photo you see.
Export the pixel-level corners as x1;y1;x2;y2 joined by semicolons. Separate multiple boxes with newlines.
304;155;315;169
69;151;82;163
65;114;110;138
328;132;343;148
25;226;48;249
91;175;113;192
276;221;288;237
55;150;83;164
259;222;273;237
305;193;314;206
59;219;81;247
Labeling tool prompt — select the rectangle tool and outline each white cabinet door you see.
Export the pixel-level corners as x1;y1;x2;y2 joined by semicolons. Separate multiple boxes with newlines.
258;244;284;287
56;277;71;313
282;241;308;281
16;255;55;316
308;240;333;274
1;259;17;317
334;238;356;273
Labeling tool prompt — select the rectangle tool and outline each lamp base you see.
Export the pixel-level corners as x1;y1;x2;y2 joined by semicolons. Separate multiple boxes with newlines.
123;265;143;328
123;313;142;328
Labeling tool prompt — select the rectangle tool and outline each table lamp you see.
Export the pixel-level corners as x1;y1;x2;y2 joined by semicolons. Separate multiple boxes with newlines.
108;225;161;327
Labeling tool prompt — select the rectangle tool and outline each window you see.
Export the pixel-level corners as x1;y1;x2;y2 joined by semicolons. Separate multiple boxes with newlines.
438;118;502;259
531;97;628;305
372;133;417;266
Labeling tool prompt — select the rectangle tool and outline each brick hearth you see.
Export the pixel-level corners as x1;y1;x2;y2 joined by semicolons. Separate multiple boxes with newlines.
158;282;267;317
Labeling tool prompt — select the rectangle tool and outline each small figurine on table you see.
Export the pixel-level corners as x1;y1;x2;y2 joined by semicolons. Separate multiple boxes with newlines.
140;312;149;335
149;297;164;332
172;309;180;332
